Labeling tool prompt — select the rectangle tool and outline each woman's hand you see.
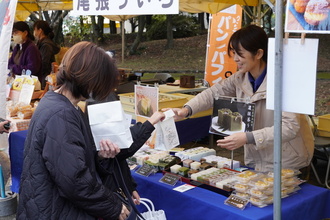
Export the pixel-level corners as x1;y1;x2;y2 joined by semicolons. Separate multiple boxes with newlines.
147;111;165;125
132;190;140;205
162;107;188;121
216;132;247;150
98;139;120;159
0;120;10;134
118;204;130;220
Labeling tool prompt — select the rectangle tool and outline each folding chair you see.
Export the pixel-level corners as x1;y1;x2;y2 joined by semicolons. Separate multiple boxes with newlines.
309;115;330;189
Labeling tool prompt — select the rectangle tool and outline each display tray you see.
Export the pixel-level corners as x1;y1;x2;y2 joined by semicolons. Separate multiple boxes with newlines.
162;165;239;197
118;92;188;110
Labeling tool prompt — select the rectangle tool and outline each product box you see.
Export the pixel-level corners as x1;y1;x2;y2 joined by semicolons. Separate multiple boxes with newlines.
318;114;330;132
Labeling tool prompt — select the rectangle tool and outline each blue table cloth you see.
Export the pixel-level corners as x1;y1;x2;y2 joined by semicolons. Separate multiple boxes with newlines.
133;172;330;220
9;129;28;194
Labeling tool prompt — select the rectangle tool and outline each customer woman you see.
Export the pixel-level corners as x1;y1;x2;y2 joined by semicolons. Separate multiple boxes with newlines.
168;25;314;173
8;21;42;82
33;20;60;89
17;42;130;220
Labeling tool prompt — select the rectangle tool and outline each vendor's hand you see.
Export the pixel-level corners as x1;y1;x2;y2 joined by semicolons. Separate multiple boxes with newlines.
148;111;165;125
0;120;10;134
98;139;120;159
216;132;247;150
118;204;130;220
162;107;188;121
132;190;140;205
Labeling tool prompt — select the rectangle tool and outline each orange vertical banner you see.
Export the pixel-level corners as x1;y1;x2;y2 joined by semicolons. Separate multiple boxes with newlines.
204;5;242;86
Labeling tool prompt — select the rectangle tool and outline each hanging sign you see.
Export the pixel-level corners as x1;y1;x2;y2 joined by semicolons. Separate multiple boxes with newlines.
72;0;179;15
204;5;242;86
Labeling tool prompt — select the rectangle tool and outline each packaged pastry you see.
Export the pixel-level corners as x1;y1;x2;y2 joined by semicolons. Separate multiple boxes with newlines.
234;183;250;193
235;170;258;183
254;180;271;190
250;197;269;208
235;192;250;199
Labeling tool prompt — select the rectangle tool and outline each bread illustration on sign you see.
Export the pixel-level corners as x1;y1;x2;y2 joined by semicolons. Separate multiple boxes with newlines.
138;96;153;116
304;0;330;25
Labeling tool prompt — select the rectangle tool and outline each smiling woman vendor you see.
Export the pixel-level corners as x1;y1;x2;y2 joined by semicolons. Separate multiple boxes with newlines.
168;25;314;175
8;21;42;82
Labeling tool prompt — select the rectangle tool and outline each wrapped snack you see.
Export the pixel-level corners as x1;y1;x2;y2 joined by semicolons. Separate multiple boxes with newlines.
234;183;250;193
235;192;250;199
254;180;271;190
17;110;33;119
170;164;182;174
235;170;258;183
250;197;269;208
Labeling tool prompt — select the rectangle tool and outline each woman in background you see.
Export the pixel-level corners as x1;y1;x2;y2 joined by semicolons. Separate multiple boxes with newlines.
8;21;42;82
33;20;60;89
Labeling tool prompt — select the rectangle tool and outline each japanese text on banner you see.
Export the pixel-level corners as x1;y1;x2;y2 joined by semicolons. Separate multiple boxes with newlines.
73;0;179;15
205;5;242;86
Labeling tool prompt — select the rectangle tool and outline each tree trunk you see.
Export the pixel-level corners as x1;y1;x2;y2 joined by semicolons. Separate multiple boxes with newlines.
165;15;174;49
52;10;69;46
97;15;104;43
198;13;205;30
145;15;152;31
110;20;117;34
129;15;146;55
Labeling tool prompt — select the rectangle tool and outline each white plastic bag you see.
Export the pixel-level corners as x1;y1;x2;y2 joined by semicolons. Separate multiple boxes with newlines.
139;198;166;220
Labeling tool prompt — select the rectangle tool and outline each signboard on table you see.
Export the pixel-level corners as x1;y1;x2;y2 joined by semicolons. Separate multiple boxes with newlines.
204;4;242;86
72;0;179;15
266;38;318;115
285;0;330;33
209;97;255;136
135;85;159;118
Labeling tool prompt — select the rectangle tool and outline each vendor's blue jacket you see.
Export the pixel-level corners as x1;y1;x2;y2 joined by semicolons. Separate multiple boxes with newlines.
17;91;155;220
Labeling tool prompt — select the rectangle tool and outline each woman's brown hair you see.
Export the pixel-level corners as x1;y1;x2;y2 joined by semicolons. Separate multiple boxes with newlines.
56;41;119;101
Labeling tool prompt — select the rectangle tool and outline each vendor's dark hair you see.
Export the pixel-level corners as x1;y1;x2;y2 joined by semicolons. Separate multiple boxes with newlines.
228;25;268;63
56;41;119;101
33;20;54;40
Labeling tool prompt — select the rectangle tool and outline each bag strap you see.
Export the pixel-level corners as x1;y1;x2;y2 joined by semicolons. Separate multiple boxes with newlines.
140;198;155;212
114;157;146;220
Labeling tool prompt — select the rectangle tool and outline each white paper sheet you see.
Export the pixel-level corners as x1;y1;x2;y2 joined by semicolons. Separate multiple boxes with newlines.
87;101;133;150
18;84;34;105
155;110;180;151
266;38;318;115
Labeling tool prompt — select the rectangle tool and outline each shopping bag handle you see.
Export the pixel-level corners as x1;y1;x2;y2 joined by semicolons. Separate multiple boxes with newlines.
140;198;155;212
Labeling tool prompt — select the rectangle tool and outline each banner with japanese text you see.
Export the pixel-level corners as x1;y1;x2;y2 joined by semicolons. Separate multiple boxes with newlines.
73;0;179;15
205;5;242;86
0;0;18;146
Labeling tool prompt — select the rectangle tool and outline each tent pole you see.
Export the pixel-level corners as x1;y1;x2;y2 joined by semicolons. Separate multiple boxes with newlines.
121;21;125;64
273;0;284;219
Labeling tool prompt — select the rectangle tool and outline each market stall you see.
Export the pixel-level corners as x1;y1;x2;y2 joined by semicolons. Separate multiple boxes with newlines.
8;129;330;220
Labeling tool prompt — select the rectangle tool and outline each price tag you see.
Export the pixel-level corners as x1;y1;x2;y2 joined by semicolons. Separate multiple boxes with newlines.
135;164;155;177
159;173;180;186
173;184;195;192
224;194;249;210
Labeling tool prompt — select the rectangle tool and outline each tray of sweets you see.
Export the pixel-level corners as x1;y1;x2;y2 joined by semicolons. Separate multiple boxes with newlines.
162;160;239;197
